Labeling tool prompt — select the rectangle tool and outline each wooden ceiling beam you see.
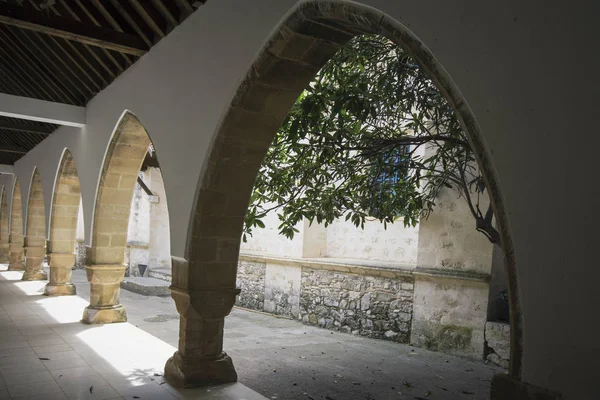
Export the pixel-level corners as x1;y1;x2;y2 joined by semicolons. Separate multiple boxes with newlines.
0;121;52;135
0;2;148;56
0;145;29;155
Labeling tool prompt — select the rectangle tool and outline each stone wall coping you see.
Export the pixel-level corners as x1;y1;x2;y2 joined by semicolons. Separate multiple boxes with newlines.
414;267;491;284
238;252;491;283
127;241;150;249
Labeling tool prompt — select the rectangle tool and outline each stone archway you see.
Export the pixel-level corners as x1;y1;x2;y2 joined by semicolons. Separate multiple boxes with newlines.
7;178;24;271
0;186;9;263
167;1;522;390
45;149;81;296
22;168;47;281
82;112;153;324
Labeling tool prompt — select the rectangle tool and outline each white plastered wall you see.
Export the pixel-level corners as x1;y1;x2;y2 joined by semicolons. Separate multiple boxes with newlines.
6;1;598;397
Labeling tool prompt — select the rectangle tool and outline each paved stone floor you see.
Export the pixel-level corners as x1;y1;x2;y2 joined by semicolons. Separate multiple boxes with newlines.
0;266;266;400
0;266;503;399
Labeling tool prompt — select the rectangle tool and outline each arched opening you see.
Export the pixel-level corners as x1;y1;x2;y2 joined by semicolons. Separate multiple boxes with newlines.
22;168;47;281
83;112;171;324
45;149;82;296
0;186;9;263
171;2;521;392
7;178;24;271
123;147;172;281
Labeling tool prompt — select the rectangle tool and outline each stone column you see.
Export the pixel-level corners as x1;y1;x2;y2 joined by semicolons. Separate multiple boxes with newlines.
21;237;47;281
7;236;25;271
164;258;240;387
81;264;127;324
0;239;9;263
44;253;76;296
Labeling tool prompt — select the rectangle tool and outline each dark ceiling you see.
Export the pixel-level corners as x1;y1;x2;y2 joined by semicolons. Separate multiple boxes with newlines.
0;0;204;164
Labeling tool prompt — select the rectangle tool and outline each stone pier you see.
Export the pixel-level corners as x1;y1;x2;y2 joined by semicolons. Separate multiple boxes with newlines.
81;264;127;324
164;258;240;387
44;252;76;296
21;238;47;281
7;240;25;271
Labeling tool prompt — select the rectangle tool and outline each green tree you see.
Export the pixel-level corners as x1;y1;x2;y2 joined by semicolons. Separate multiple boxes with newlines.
244;35;499;246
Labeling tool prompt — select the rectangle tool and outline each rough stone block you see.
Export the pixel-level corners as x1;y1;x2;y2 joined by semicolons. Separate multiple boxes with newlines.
121;277;171;296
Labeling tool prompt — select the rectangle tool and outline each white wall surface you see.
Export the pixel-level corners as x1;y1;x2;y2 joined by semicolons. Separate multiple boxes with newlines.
325;219;419;264
5;1;598;397
147;167;172;270
417;187;494;274
240;207;305;258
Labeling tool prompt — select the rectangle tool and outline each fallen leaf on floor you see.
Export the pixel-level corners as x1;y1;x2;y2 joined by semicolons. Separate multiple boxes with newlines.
436;385;447;391
300;356;306;359
461;390;475;395
425;391;432;396
89;386;93;393
153;373;162;376
39;357;50;361
403;381;413;388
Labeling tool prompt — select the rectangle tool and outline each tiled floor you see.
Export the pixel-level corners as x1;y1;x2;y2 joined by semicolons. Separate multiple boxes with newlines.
0;266;267;400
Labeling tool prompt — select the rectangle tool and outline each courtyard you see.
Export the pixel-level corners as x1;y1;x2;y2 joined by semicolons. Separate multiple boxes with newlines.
0;265;500;399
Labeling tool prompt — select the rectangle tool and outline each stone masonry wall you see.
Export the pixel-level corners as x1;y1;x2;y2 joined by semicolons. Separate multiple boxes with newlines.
485;321;510;369
299;268;414;342
236;259;266;310
74;240;86;269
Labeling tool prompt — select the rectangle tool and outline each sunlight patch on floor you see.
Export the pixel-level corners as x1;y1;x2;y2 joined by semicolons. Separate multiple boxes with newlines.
34;294;89;323
77;322;176;381
10;279;47;295
0;270;27;282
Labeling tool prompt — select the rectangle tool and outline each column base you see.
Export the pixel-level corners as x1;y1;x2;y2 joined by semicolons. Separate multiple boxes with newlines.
491;374;563;400
21;269;48;281
7;263;24;271
44;283;76;296
81;304;127;324
164;351;237;388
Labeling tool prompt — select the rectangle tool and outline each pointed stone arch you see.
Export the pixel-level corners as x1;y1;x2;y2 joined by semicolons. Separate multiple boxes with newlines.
8;178;24;271
0;186;9;263
22;168;47;281
83;111;154;324
45;149;81;295
169;1;522;389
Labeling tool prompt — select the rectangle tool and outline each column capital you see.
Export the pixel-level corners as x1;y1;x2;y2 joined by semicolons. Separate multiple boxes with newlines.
45;252;76;296
81;263;127;324
170;286;241;320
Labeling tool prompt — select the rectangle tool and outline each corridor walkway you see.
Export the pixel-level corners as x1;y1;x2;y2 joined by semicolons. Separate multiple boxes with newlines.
0;266;266;400
0;265;501;399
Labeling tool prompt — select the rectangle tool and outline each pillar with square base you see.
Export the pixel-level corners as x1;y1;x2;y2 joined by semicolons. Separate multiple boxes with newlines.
164;258;240;387
21;238;47;281
44;252;76;296
81;264;127;324
7;238;25;271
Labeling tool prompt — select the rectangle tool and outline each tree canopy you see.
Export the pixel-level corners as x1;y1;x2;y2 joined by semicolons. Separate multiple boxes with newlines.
244;35;499;246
